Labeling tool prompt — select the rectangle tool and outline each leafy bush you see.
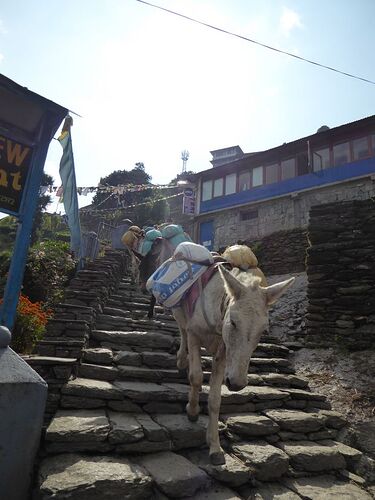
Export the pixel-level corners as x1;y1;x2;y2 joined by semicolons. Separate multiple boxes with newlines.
0;295;52;354
0;250;12;296
22;240;76;307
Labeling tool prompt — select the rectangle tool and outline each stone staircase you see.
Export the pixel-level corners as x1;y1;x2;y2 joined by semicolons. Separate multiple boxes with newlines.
35;276;373;499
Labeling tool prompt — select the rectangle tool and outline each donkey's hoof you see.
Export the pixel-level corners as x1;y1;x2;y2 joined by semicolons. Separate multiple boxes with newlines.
187;412;199;422
210;451;225;466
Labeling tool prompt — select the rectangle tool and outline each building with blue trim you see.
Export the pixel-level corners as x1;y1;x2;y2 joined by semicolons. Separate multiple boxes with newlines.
193;115;375;250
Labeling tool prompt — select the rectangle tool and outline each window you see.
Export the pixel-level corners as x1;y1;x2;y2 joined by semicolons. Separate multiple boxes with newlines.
333;142;350;166
352;137;369;160
225;173;236;195
239;171;250;191
313;147;330;171
252;166;263;187
202;180;212;201
240;209;258;221
296;153;309;176
213;178;223;197
265;163;279;184
281;158;296;180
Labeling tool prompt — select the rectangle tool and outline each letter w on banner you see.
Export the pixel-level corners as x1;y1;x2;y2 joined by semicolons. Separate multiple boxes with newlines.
58;116;82;258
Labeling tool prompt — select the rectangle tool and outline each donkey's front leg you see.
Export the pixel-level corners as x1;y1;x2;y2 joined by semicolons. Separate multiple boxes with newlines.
186;333;202;422
207;342;226;465
173;308;188;370
176;326;188;370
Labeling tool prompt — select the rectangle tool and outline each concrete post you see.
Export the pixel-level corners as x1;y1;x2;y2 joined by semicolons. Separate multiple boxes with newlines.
0;326;47;500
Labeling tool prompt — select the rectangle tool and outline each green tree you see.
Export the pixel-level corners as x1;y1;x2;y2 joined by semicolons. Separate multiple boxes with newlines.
31;173;54;245
169;170;195;185
92;163;152;210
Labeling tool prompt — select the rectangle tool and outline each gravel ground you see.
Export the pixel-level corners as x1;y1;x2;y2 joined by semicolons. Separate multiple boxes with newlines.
268;271;375;423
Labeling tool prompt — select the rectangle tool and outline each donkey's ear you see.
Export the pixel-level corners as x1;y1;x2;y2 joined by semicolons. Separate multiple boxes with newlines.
219;266;246;300
261;277;295;306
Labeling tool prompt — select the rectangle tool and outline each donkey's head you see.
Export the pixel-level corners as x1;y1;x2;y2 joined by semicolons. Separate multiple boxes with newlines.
219;267;294;392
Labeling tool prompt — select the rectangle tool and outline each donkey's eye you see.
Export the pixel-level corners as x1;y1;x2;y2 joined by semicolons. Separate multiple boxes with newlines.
230;319;237;328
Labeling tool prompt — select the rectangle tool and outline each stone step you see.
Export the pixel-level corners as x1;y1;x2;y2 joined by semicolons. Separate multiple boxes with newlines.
91;329;177;352
58;371;331;419
104;305;173;322
38;450;371;500
203;356;295;375
61;377;124;402
183;448;251;489
78;363;119;381
137;451;210;498
112;349;301;382
37;453;153;499
225;409;343;442
250;358;295;374
44;409;210;455
119;278;135;285
109;292;157;305
112;380;293;411
262;408;343;439
252;343;290;358
240;475;372;499
277;440;347;473
231;440;290;481
223;413;280;438
96;314;178;335
103;304;174;322
76;359;314;406
202;341;290;366
114;350;178;369
82;348;114;365
107;298;169;317
117;365;193;383
117;284;138;292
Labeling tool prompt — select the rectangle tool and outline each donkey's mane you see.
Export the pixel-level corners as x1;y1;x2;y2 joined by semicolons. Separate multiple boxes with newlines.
230;267;262;289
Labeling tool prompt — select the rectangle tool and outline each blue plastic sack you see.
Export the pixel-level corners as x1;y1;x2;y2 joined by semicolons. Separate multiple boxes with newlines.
140;239;153;256
145;229;162;241
161;224;183;239
169;233;191;248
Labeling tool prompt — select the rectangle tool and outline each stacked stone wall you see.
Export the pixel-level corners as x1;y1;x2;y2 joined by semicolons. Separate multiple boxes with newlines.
23;249;130;423
246;228;308;276
306;199;375;350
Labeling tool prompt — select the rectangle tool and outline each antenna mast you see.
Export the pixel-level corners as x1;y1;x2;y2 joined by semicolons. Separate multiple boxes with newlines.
181;150;189;173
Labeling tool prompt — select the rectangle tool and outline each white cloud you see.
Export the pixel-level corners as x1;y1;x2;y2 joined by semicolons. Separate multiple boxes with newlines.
0;53;4;63
279;7;303;37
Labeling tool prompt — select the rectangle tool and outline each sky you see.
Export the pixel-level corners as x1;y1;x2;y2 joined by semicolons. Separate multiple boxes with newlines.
0;0;374;211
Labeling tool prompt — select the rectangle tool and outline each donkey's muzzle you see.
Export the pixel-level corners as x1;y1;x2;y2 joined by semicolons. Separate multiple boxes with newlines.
225;377;246;392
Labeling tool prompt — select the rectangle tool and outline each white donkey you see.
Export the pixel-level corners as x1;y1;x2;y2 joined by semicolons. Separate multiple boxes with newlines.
173;266;294;465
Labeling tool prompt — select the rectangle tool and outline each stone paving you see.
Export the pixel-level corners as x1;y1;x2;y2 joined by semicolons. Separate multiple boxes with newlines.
34;276;373;499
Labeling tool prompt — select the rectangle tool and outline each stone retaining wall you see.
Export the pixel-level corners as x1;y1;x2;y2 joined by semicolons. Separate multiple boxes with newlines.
306;199;375;350
25;248;131;423
245;228;308;276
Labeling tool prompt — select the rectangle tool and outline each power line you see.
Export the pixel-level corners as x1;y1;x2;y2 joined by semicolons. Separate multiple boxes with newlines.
136;0;375;86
